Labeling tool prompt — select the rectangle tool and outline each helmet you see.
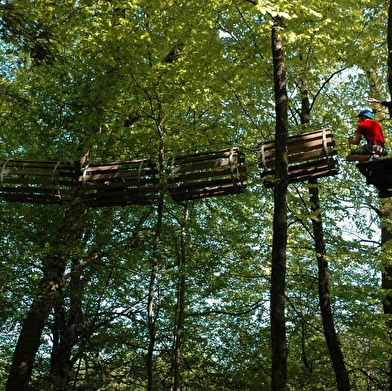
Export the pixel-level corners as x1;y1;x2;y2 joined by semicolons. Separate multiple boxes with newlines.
358;109;373;119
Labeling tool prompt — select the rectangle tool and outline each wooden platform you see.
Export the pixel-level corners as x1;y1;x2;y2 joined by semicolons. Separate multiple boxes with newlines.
356;158;392;198
258;128;338;187
80;159;159;206
168;147;247;202
0;159;77;204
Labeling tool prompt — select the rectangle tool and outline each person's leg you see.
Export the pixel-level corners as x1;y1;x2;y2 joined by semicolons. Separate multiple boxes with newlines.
346;145;371;162
346;153;370;162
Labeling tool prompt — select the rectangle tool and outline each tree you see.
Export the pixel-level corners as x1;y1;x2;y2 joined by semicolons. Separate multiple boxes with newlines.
270;15;289;391
0;0;391;390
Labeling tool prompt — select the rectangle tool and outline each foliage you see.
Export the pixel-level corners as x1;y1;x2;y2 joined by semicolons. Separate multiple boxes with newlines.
0;0;391;389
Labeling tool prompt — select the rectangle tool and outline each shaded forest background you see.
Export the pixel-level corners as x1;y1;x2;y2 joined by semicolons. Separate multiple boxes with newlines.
0;0;391;390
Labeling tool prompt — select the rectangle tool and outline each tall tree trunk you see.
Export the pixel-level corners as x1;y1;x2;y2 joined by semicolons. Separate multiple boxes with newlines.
48;256;88;390
147;118;165;391
380;205;392;391
387;0;392;105
309;181;351;391
270;18;289;391
383;1;392;388
299;71;350;389
6;203;86;391
173;202;189;391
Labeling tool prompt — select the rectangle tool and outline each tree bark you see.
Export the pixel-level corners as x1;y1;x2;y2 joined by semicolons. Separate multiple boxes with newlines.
380;205;392;391
387;0;392;109
309;182;351;391
147;118;165;391
384;0;392;386
270;19;289;391
6;203;86;391
48;257;86;390
173;202;189;391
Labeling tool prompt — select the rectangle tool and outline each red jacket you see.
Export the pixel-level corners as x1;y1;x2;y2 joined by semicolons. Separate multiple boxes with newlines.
356;119;385;146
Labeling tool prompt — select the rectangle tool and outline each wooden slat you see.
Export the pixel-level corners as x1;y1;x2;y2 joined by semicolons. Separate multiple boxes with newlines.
170;157;242;175
2;178;77;186
258;129;338;186
79;159;159;206
2;160;73;169
168;148;246;202
261;157;338;187
261;147;336;169
171;166;246;184
261;139;335;161
170;148;241;165
260;129;330;149
0;159;77;204
260;133;334;159
82;165;158;173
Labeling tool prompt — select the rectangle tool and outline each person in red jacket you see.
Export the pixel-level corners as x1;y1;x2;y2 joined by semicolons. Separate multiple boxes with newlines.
346;109;386;162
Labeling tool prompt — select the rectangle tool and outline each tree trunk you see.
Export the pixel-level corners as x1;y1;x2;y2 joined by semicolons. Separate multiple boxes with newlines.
48;257;86;390
380;205;392;391
299;70;350;389
387;0;392;107
6;203;86;391
173;202;189;391
147;118;165;391
270;18;289;391
384;0;392;386
309;181;351;391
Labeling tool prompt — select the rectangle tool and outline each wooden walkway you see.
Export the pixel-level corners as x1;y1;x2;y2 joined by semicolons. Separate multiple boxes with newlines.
168;147;247;202
258;128;338;187
80;159;159;206
0;159;77;204
0;130;343;206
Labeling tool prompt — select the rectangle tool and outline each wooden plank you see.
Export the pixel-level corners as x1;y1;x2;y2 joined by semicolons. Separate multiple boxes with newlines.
170;176;246;192
263;169;339;188
262;147;336;168
260;136;334;160
80;171;157;183
1;187;63;195
260;129;331;149
170;177;246;194
81;166;157;175
170;166;246;184
2;178;76;186
81;178;158;190
169;148;241;166
260;158;338;176
261;158;338;187
83;163;155;172
2;160;73;168
88;158;150;166
2;168;75;177
169;155;244;174
258;129;338;186
170;157;243;175
168;147;246;201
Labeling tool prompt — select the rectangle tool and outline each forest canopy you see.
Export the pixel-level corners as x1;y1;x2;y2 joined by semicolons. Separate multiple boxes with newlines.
0;0;391;390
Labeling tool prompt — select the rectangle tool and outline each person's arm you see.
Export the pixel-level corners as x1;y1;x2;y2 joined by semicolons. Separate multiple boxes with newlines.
367;97;392;107
367;97;382;104
348;132;362;146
